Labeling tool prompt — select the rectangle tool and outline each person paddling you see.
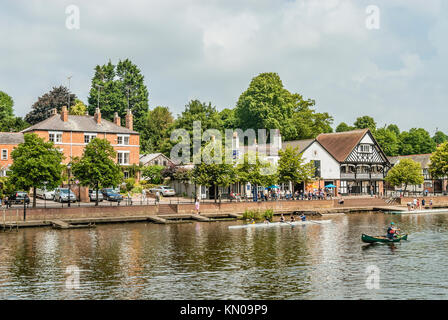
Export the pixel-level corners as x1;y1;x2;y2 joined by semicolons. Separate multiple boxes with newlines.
290;214;295;222
280;214;285;223
300;213;306;221
264;216;270;224
386;222;400;239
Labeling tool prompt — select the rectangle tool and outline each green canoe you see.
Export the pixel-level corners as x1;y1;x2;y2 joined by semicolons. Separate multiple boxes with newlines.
361;234;408;243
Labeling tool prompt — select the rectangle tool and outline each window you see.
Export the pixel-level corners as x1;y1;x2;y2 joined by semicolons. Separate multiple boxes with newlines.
312;160;321;177
84;133;97;144
1;149;7;160
117;135;130;145
154;160;159;165
359;144;371;153
118;151;130;165
124;171;129;179
49;132;63;143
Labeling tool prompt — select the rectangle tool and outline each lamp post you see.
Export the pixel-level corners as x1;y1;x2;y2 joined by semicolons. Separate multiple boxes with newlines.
67;163;72;208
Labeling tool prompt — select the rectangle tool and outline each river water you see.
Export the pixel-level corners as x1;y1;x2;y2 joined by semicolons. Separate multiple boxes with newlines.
0;212;447;300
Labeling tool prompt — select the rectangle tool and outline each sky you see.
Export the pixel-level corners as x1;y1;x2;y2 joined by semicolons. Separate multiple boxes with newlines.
1;0;447;133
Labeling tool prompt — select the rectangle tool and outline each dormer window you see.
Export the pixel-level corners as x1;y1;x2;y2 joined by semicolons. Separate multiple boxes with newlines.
359;144;371;153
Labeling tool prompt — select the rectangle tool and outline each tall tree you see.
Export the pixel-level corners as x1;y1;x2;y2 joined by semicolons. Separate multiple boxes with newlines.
71;138;123;206
336;122;354;132
374;127;399;156
398;128;437;155
354;116;377;132
432;131;448;145
0;91;14;120
9;133;64;208
87;59;149;132
235;72;332;141
385;158;424;194
141;106;174;153
25;86;76;125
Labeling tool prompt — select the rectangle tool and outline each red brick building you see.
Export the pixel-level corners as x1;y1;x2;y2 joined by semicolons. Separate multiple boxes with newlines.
1;107;140;178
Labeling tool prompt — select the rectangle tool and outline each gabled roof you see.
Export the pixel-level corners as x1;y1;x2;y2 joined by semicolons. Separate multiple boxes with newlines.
140;153;175;165
316;129;369;162
388;154;432;169
0;132;24;145
281;139;315;153
22;114;139;135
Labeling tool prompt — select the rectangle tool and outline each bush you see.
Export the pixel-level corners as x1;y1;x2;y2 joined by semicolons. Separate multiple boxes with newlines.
263;209;274;220
242;209;274;221
131;186;143;194
124;178;136;192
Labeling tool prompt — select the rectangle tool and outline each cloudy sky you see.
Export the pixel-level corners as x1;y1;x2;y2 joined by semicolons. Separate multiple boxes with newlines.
1;0;447;133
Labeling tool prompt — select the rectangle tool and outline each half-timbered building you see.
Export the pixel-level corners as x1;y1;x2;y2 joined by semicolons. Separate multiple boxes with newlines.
283;129;391;195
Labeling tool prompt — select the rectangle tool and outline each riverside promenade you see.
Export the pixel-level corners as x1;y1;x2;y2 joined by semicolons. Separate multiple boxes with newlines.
2;196;448;229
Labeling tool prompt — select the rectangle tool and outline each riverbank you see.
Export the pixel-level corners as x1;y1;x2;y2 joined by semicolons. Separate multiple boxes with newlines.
2;196;448;229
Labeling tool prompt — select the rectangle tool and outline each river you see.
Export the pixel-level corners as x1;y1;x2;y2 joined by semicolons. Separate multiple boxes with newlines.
0;212;447;300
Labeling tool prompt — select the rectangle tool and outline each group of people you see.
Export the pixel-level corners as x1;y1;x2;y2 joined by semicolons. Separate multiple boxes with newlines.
264;212;307;224
233;188;334;202
406;198;433;211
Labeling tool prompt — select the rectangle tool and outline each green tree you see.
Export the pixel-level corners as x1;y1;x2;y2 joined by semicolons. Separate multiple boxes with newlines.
0;91;14;121
277;146;315;194
354;116;377;132
387;124;400;136
191;142;236;203
385;158;424;193
9;133;64;208
69;99;88;115
432;131;448;145
374;127;399;156
87;59;149;132
398;128;436;155
141;106;174;153
336;122;354;132
25;86;76;125
0;117;29;132
235;72;332;141
142;165;165;184
161;100;223;157
220;108;237;129
71;138;123;206
429;142;448;188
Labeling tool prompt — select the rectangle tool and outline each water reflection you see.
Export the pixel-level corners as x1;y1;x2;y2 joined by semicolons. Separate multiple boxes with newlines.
0;213;448;299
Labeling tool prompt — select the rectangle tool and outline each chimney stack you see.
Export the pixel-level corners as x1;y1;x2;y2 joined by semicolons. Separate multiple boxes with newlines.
114;112;121;126
51;108;58;116
94;108;101;124
125;109;133;130
61;106;68;122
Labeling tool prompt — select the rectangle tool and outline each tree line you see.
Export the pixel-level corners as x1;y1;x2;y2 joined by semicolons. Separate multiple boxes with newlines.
1;59;447;158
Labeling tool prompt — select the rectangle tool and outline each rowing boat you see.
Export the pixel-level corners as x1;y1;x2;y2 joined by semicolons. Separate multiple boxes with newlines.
228;220;332;229
361;233;408;243
385;208;448;215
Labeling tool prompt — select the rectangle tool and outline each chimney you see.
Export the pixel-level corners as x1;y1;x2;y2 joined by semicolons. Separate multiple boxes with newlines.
125;109;133;130
94;108;101;124
113;112;121;126
61;106;68;122
51;108;58;116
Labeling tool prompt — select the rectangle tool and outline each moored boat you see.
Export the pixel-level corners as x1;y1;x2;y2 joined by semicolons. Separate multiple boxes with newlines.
361;233;408;243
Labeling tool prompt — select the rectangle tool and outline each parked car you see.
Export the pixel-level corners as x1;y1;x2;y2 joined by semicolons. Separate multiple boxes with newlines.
149;186;176;196
101;188;123;202
89;189;104;202
36;188;55;200
5;191;30;206
54;188;77;203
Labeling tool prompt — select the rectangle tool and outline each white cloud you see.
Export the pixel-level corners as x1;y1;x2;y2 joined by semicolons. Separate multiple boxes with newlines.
0;0;447;133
